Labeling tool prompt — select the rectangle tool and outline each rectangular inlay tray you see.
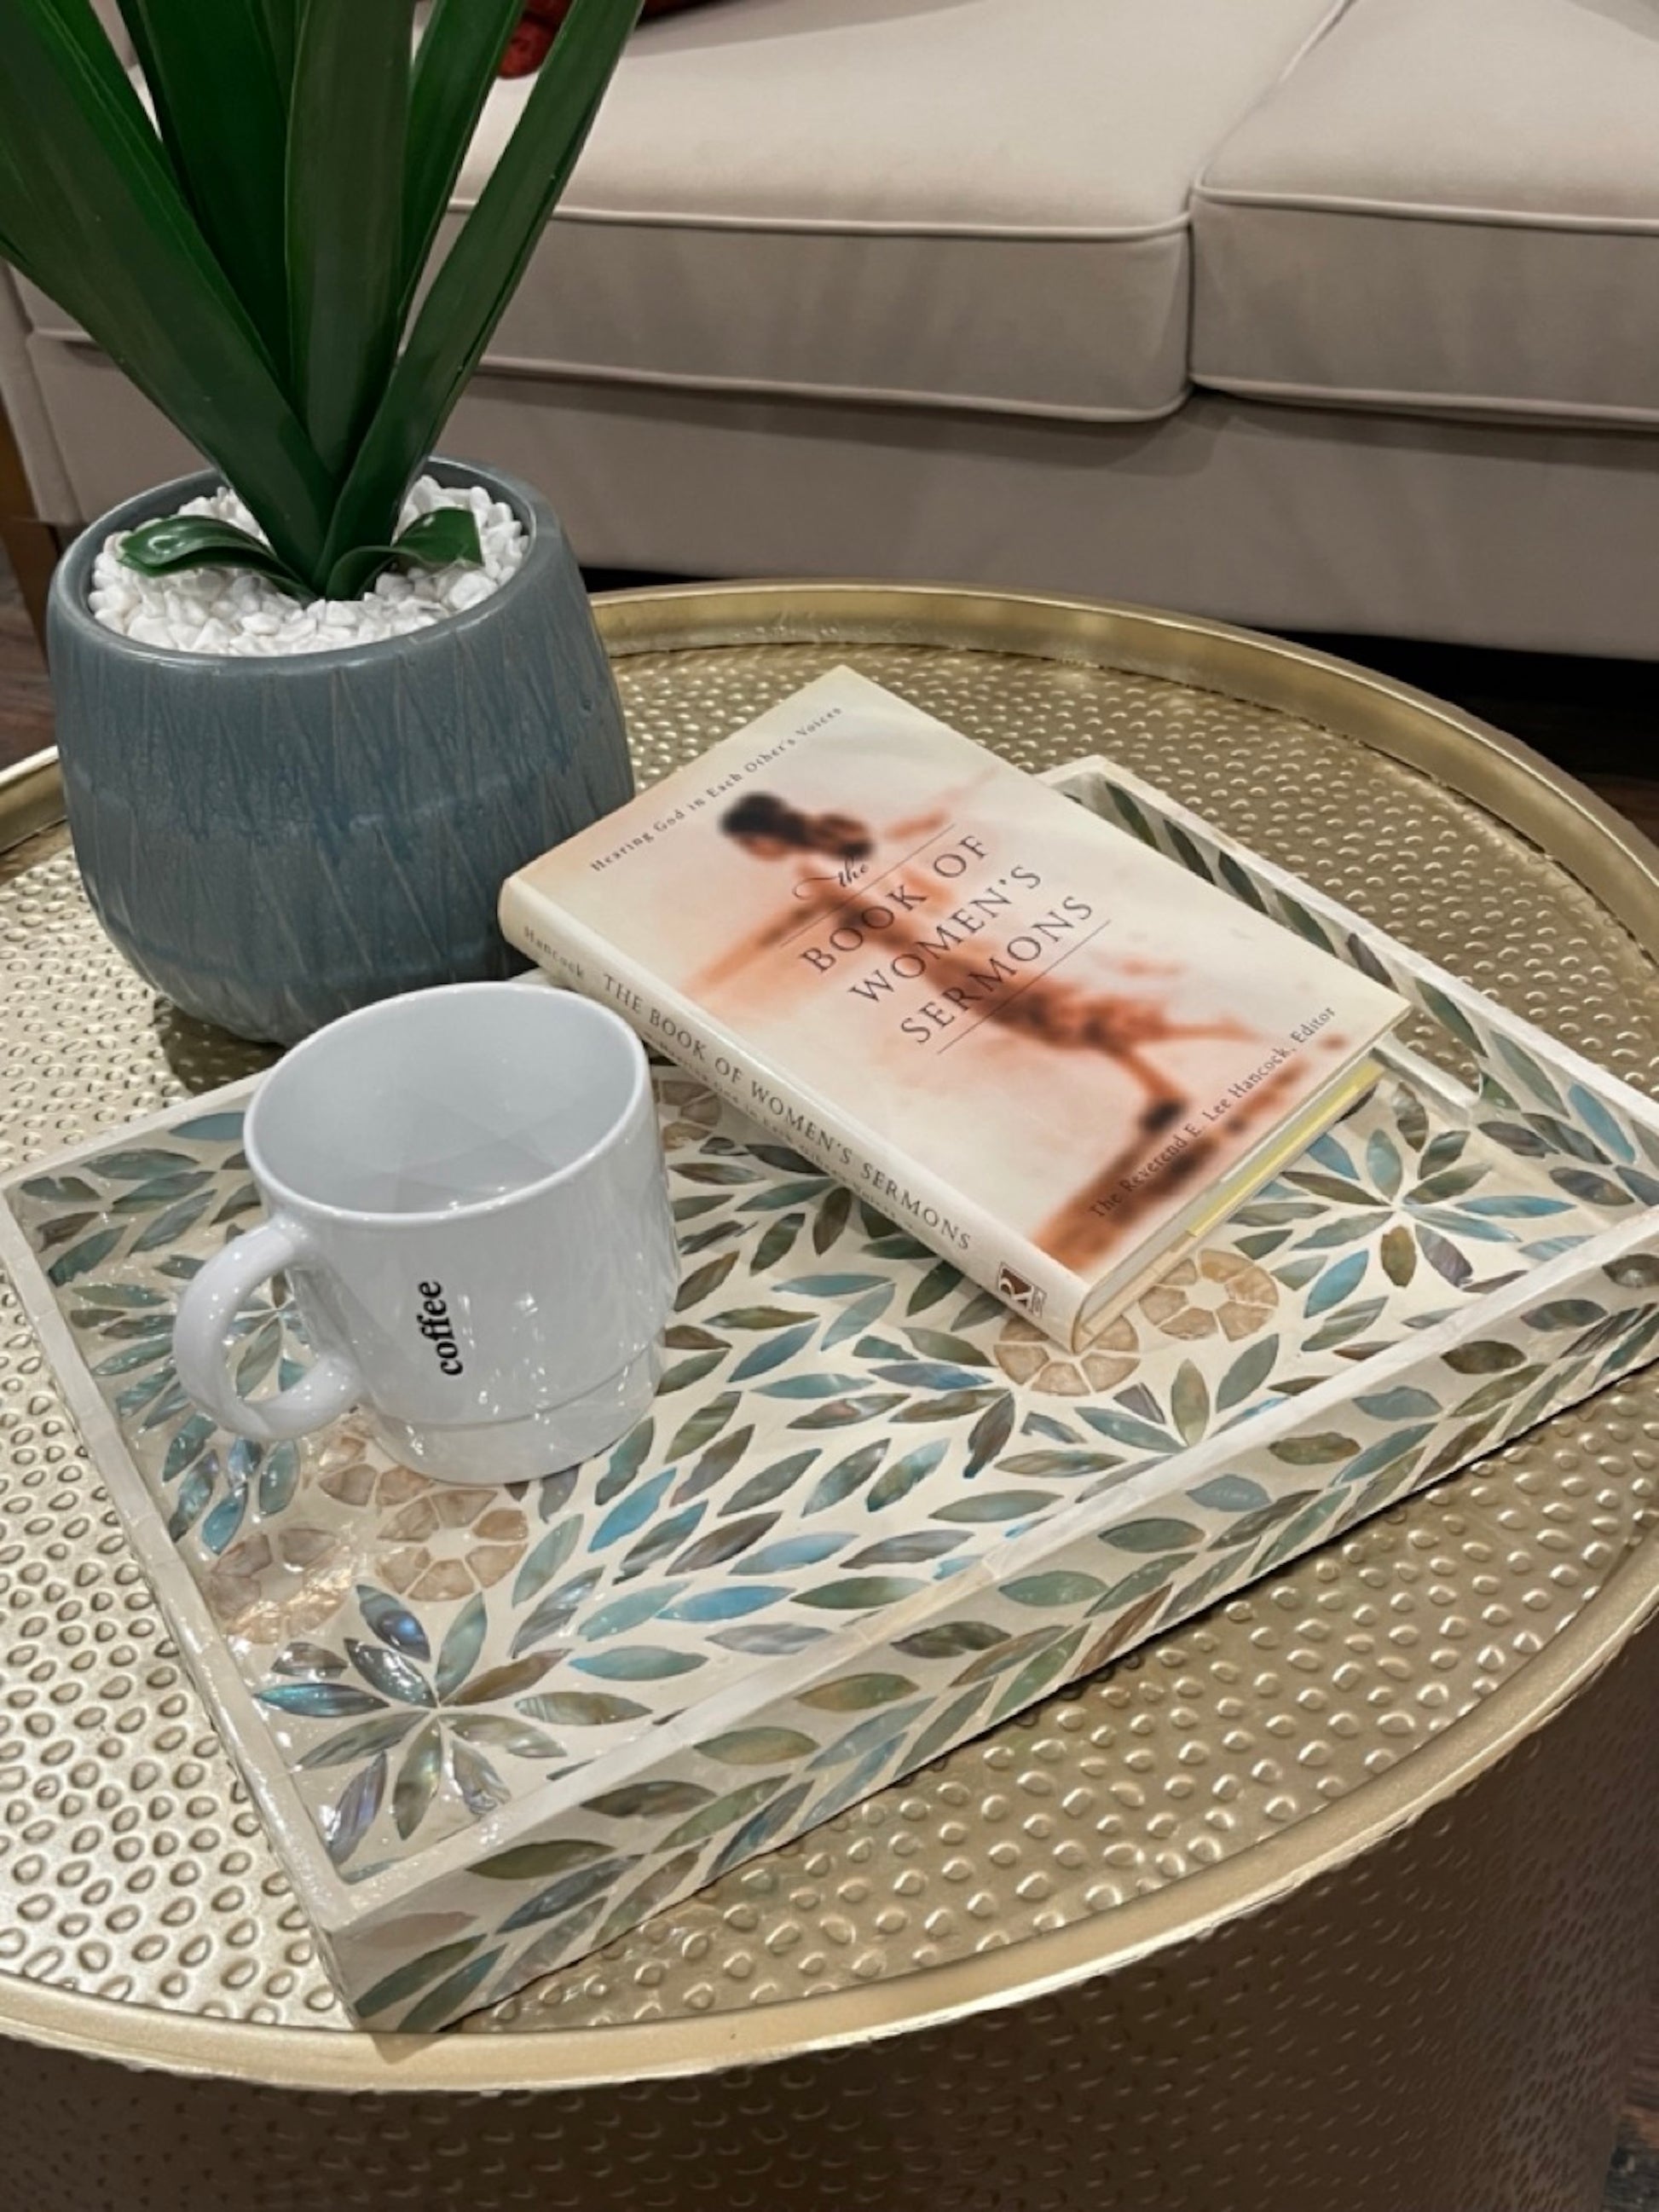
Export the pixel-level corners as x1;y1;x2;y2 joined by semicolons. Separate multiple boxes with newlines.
1;758;1655;2032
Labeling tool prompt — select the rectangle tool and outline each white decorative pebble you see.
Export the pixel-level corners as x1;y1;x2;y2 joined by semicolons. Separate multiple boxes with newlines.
90;476;529;656
448;572;495;612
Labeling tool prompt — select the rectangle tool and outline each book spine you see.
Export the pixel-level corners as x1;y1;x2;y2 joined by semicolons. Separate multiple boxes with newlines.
499;875;1088;1343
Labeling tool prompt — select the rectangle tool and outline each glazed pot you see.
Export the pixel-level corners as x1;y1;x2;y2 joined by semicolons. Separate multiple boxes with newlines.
46;459;633;1044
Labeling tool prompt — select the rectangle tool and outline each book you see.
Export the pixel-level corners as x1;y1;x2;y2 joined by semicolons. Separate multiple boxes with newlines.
500;668;1408;1348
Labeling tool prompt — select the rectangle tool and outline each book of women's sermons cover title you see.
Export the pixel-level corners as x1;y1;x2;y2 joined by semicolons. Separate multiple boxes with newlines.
500;670;1407;1347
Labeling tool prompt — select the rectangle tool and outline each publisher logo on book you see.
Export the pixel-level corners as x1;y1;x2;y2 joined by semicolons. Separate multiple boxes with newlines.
997;1265;1045;1320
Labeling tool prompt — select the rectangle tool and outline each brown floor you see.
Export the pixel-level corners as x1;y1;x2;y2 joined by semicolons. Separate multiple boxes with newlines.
0;552;1656;2204
1610;2005;1659;2211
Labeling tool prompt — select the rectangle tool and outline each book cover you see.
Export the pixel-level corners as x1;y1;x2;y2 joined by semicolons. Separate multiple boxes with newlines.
500;669;1407;1344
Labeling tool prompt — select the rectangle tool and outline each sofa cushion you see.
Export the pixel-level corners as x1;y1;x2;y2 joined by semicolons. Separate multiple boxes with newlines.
446;0;1349;422
1193;0;1659;427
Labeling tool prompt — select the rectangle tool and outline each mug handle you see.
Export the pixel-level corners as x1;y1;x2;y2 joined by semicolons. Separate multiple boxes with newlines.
173;1217;361;1442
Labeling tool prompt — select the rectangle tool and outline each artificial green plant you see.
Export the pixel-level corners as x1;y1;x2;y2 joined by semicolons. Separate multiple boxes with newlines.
0;0;642;598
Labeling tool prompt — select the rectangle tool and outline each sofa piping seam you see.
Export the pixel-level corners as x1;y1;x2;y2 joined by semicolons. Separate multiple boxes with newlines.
1192;184;1659;240
1192;366;1659;430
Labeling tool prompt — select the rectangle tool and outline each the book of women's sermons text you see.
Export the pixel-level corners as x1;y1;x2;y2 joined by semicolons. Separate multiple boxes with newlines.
500;670;1406;1346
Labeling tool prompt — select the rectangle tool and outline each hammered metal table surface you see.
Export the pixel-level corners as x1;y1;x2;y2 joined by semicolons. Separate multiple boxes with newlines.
0;614;1654;2055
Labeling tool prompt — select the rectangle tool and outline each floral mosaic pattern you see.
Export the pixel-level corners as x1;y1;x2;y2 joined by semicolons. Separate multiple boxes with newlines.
3;764;1656;2031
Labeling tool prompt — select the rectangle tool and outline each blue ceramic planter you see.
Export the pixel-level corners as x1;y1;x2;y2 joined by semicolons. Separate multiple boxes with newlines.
47;460;633;1044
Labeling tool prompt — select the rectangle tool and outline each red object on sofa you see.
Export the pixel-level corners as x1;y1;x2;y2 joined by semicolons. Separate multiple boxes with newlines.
502;0;714;78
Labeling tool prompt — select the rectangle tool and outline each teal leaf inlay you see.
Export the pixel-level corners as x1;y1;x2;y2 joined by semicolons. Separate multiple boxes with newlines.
258;1683;386;1719
592;1468;677;1551
1353;1386;1440;1421
1003;1572;1105;1608
734;1539;849;1574
575;1585;681;1643
1101;1517;1202;1554
1216;1336;1280;1412
358;1938;483;2019
348;1640;434;1707
662;1584;786;1622
1188;1475;1270;1513
569;1647;707;1680
1304;1250;1368;1317
47;1228;124;1285
803;1441;887;1513
512;1518;582;1608
793;1574;927;1610
356;1585;431;1661
724;1449;821;1516
161;1412;215;1487
396;1949;506;2035
257;1440;299;1515
1076;1408;1173;1454
434;1594;488;1700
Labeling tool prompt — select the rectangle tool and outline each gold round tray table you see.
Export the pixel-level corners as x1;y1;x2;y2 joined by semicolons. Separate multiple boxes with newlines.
0;585;1655;2212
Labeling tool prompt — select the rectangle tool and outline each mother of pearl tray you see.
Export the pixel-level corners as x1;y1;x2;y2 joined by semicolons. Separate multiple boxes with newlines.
2;758;1655;2034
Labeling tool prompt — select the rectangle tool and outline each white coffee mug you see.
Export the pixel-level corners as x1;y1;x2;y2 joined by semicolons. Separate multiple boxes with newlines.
172;982;678;1484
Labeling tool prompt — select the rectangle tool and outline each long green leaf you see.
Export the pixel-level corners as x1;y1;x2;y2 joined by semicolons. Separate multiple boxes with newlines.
118;514;308;595
0;2;292;424
402;0;523;318
256;0;297;89
324;506;483;602
326;0;642;565
118;0;292;369
47;0;152;120
0;46;105;301
32;0;194;216
0;0;332;578
286;0;414;479
0;136;58;292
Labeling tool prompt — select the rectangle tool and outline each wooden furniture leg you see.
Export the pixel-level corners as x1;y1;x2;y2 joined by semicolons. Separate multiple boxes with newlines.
0;386;61;650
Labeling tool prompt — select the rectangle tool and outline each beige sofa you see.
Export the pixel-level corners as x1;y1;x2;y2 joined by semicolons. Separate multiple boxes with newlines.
6;0;1659;656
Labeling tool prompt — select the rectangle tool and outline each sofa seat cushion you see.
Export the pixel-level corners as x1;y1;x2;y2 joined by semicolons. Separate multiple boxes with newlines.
1193;0;1659;427
446;0;1348;423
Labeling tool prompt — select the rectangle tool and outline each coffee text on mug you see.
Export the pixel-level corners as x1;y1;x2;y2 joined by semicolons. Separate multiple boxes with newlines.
416;1281;464;1376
